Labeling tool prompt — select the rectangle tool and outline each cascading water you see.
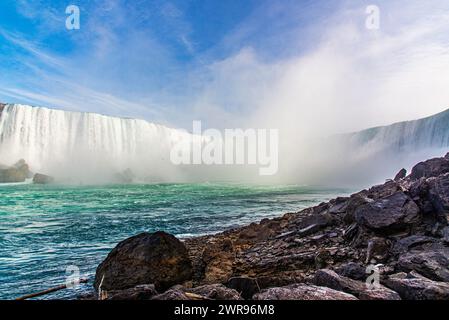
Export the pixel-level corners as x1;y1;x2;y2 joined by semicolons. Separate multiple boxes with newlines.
0;104;197;183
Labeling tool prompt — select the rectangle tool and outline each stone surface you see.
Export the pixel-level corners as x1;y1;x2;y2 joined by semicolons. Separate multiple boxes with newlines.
313;269;401;300
105;284;157;300
397;247;449;282
410;157;449;180
394;168;407;181
0;159;32;183
253;284;358;300
383;272;449;300
355;192;420;234
94;231;192;292
33;173;54;184
189;284;242;300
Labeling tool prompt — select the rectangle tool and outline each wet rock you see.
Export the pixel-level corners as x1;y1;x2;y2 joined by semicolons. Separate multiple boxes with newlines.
394;168;407;181
94;231;192;292
383;272;449;300
189;284;242;300
355;192;420;234
105;284;158;300
253;283;358;300
226;277;260;300
313;269;400;300
397;246;449;282
0;159;32;183
33;173;54;184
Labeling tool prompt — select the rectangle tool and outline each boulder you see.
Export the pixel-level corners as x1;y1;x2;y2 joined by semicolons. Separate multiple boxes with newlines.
390;235;435;255
394;168;407;181
0;159;32;183
410;157;449;180
253;283;358;300
355;192;420;234
397;247;449;282
336;262;367;281
313;269;400;300
189;284;242;300
383;272;449;300
105;284;158;300
427;173;449;218
33;173;54;184
94;231;192;292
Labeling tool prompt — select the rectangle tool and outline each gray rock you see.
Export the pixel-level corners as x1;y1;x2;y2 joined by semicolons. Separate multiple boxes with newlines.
397;247;449;282
105;284;158;300
410;157;449;180
355;192;420;234
94;231;192;292
253;283;358;300
189;284;242;300
383;272;449;300
314;269;400;300
394;168;407;181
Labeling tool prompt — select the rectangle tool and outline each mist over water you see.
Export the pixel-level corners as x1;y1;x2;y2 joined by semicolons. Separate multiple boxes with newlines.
0;103;448;186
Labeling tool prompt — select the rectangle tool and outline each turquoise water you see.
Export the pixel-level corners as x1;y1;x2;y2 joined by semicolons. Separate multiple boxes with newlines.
0;183;349;300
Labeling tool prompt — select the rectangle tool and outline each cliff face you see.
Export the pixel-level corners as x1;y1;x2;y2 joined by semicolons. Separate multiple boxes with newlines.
91;153;449;300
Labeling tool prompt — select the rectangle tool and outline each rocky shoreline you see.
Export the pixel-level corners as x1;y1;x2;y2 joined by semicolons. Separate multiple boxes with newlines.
88;153;449;300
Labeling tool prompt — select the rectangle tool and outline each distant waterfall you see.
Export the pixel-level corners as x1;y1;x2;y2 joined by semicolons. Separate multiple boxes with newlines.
323;108;449;186
0;104;196;183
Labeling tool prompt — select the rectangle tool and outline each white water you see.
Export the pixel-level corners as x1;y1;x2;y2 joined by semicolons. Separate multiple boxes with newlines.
0;103;448;185
0;104;198;183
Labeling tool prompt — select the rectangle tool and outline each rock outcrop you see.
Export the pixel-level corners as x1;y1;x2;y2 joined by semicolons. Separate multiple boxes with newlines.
94;231;192;293
0;159;32;183
90;153;449;300
33;173;54;184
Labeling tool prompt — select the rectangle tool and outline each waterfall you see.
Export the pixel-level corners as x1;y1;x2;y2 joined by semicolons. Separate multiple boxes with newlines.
345;108;449;157
0;104;196;183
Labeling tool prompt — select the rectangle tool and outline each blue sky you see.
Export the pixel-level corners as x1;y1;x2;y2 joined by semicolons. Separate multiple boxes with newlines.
1;1;449;132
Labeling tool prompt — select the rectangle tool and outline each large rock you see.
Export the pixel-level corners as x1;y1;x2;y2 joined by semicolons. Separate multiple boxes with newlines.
94;231;192;292
394;168;407;181
33;173;54;184
427;173;449;218
410;157;449;180
313;269;401;300
253;283;358;300
355;192;420;234
383;272;449;300
397;246;449;282
0;159;32;183
189;284;242;300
